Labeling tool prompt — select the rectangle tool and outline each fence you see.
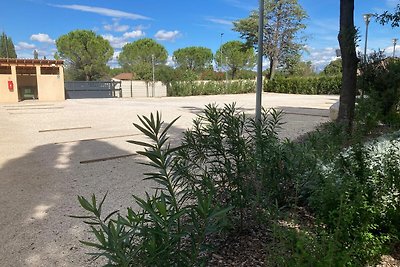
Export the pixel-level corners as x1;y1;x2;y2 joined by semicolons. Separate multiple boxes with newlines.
65;81;122;99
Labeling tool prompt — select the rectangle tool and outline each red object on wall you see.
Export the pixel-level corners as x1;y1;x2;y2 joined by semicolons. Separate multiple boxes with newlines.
8;81;13;91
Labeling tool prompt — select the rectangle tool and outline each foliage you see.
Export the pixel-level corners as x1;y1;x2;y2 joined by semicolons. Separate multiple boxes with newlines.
173;46;213;72
308;137;400;265
358;52;400;127
33;49;39;60
265;75;341;94
56;30;113;81
179;104;285;228
168;80;256;96
119;38;168;82
323;58;342;76
281;54;315;77
215;41;256;79
74;112;231;266
233;0;308;80
377;4;400;27
0;32;17;58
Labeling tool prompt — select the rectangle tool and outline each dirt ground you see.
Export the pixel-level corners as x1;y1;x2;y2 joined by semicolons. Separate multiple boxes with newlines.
0;93;338;267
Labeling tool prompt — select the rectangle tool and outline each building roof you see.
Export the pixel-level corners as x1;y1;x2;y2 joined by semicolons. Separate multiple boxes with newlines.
113;73;134;80
0;58;64;67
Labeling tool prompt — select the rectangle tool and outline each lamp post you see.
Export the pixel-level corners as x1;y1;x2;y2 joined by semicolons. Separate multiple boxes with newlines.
152;54;155;97
255;0;264;123
393;38;398;58
363;13;373;64
220;33;224;72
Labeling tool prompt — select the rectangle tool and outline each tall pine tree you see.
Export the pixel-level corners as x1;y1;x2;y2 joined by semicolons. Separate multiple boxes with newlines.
0;32;17;58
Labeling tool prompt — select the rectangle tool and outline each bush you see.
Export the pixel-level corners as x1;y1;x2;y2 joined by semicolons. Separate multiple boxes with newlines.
265;76;341;95
74;105;285;265
168;80;256;96
74;104;400;266
358;55;400;126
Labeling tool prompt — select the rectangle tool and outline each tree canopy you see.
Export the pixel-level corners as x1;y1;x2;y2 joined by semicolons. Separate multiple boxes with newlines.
233;0;307;80
233;0;307;79
0;32;17;58
173;46;213;72
56;30;113;81
282;53;314;76
323;58;342;76
215;41;256;79
119;38;168;81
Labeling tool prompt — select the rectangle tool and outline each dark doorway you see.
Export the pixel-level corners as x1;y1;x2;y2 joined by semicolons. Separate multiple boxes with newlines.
16;66;38;101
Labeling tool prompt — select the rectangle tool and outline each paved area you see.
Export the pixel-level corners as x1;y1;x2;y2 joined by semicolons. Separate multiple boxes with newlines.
0;93;338;266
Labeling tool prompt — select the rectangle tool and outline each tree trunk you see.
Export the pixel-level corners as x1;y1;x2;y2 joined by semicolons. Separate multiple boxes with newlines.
337;0;358;129
267;58;278;80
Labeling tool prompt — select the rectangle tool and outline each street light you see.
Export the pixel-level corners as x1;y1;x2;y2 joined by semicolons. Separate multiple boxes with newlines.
255;0;264;123
363;13;373;64
393;38;398;58
152;54;155;97
220;33;224;72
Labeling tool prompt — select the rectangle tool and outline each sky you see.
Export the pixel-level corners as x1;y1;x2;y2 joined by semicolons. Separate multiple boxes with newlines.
1;0;399;71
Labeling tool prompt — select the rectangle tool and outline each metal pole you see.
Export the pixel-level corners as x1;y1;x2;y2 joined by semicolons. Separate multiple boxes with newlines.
393;38;398;58
220;33;224;72
225;56;228;89
152;54;155;97
255;0;264;123
363;14;372;64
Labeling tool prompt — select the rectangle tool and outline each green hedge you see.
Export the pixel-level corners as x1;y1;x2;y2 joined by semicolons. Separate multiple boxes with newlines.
168;80;256;96
265;76;341;95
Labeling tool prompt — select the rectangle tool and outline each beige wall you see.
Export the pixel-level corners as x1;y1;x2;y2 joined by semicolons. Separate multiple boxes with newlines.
0;66;18;103
0;64;65;103
115;80;167;98
37;66;65;101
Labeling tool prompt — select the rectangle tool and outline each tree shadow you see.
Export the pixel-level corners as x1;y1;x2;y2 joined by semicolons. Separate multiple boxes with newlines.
0;122;186;267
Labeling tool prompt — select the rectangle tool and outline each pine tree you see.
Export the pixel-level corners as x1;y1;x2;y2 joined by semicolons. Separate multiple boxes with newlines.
0;32;17;58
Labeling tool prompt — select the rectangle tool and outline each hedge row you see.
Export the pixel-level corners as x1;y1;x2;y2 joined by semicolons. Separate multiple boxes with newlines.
264;75;341;95
168;80;256;96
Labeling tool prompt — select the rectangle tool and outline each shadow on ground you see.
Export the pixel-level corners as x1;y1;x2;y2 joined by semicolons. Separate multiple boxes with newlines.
0;122;186;266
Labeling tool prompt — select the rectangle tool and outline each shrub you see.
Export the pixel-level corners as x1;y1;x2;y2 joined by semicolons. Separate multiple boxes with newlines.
265;76;341;95
358;55;400;126
168;80;256;96
73;105;286;265
73;113;231;266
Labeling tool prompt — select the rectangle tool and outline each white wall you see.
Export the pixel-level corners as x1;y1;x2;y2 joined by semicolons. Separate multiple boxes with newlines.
113;79;166;98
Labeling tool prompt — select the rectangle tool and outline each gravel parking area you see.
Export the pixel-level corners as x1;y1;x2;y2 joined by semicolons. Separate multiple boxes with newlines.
0;93;338;266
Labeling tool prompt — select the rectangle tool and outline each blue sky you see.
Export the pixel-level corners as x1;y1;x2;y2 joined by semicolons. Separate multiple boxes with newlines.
1;0;399;70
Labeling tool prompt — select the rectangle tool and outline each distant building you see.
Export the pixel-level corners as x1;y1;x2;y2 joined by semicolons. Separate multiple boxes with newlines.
0;58;65;103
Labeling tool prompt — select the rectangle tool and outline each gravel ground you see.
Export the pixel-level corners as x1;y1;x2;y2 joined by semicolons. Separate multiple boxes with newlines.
0;93;339;267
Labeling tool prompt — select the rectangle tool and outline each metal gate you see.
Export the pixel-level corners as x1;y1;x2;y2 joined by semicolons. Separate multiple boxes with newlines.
65;81;122;99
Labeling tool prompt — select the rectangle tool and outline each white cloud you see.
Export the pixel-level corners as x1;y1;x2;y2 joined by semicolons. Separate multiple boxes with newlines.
108;50;121;68
166;55;174;67
383;44;400;57
30;33;55;43
123;30;145;39
154;30;180;41
103;30;145;49
206;18;233;26
224;0;256;11
102;34;128;49
104;20;130;32
51;4;151;20
304;46;339;72
15;42;36;50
